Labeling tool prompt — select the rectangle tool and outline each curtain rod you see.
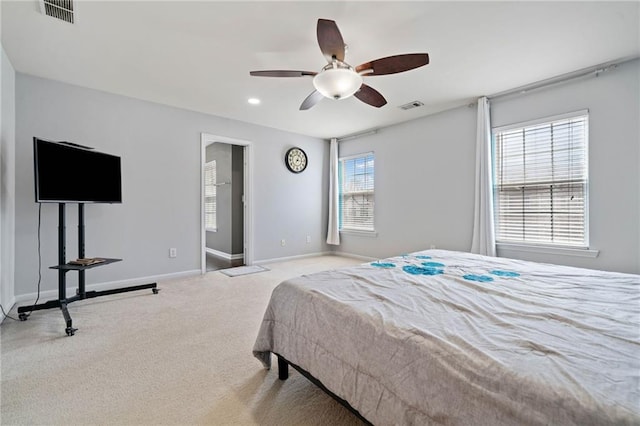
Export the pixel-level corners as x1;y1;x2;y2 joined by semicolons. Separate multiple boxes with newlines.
337;128;379;142
487;55;639;102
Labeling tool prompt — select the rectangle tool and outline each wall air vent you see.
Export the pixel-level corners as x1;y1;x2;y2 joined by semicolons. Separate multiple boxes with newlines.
399;101;424;111
39;0;75;24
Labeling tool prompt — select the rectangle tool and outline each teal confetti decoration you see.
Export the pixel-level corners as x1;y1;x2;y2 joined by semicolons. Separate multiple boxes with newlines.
371;262;396;268
403;265;444;276
422;261;445;267
463;274;494;283
415;255;432;259
490;270;520;277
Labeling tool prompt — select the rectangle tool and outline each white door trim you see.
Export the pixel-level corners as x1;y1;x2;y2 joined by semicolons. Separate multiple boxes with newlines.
200;133;253;274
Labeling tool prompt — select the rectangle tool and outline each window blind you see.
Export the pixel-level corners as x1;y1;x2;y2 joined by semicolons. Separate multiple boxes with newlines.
494;112;588;247
204;160;217;230
339;153;374;231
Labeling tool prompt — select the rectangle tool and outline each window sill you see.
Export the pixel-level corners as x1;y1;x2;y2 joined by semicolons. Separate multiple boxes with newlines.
497;242;599;258
340;229;378;238
206;228;218;233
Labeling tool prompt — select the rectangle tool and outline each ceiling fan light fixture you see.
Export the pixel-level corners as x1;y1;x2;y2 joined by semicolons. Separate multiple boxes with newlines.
313;68;363;100
249;19;429;109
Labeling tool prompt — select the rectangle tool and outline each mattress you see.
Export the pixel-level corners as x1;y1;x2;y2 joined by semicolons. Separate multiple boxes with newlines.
253;249;640;425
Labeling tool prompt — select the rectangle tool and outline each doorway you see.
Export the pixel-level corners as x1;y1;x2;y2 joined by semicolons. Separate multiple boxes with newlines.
200;133;253;273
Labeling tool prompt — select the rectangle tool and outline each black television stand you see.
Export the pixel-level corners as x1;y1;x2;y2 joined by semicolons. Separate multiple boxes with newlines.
18;203;158;336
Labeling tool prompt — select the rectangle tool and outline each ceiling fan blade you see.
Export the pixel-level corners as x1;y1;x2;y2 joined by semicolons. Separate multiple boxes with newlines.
317;19;345;62
250;70;317;77
300;90;325;110
354;84;387;108
356;53;429;76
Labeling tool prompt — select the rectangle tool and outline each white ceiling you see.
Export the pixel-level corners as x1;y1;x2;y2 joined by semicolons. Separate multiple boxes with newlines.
2;1;638;139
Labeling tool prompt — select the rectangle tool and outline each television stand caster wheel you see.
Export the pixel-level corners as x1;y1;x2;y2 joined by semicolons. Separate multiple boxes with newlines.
19;313;29;321
66;327;78;336
152;288;159;294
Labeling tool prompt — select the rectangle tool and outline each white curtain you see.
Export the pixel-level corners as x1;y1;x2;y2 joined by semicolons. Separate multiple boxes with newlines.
326;138;340;245
471;97;496;256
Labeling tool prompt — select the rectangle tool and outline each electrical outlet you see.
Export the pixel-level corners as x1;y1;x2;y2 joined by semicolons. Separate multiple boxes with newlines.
169;248;177;258
306;235;311;244
280;239;286;247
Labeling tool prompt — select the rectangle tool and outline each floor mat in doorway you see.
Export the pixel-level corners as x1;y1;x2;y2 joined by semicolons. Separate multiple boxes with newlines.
219;265;269;277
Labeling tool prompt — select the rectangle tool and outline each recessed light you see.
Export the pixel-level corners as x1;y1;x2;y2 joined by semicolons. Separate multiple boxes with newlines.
248;98;261;105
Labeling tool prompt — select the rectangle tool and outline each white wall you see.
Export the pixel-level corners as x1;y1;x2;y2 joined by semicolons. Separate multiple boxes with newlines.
11;58;639;304
1;45;17;315
14;74;328;298
333;59;640;274
336;105;477;259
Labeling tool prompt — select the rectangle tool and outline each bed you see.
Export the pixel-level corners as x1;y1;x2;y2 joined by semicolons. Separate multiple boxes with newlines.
253;249;640;425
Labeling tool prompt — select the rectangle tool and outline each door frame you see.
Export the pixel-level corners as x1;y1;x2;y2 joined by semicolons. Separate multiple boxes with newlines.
200;133;253;273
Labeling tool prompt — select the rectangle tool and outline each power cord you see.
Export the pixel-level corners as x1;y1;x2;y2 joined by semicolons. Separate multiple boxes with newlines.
0;204;43;322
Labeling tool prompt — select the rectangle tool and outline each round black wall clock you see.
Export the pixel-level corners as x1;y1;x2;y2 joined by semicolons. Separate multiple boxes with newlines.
285;147;308;173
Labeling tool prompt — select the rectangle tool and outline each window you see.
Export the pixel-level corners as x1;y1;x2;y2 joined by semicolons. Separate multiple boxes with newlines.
493;111;588;247
339;153;375;232
204;160;217;231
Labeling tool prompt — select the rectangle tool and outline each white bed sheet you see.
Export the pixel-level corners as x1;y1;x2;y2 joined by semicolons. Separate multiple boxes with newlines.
253;250;640;425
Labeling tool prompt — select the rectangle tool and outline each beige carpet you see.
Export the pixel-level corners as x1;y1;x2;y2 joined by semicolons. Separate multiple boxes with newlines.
1;255;366;425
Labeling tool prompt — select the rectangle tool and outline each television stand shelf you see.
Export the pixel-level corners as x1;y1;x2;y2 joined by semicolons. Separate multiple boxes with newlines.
53;257;122;270
17;203;158;336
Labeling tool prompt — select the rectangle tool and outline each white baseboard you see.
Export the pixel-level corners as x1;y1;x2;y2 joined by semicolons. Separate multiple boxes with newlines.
206;248;244;261
0;295;17;323
10;252;373;307
331;251;377;262
13;269;201;304
254;251;336;265
254;251;379;265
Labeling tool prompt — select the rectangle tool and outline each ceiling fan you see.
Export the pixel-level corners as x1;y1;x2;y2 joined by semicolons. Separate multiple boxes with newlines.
250;19;429;110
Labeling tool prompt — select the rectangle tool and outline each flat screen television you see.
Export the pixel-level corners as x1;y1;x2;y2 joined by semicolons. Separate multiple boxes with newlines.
34;137;122;203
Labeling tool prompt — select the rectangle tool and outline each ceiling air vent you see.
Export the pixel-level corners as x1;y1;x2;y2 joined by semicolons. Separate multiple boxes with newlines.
399;101;424;111
39;0;75;24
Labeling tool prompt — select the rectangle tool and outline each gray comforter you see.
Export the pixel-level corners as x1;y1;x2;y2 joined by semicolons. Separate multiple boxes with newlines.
253;250;640;425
